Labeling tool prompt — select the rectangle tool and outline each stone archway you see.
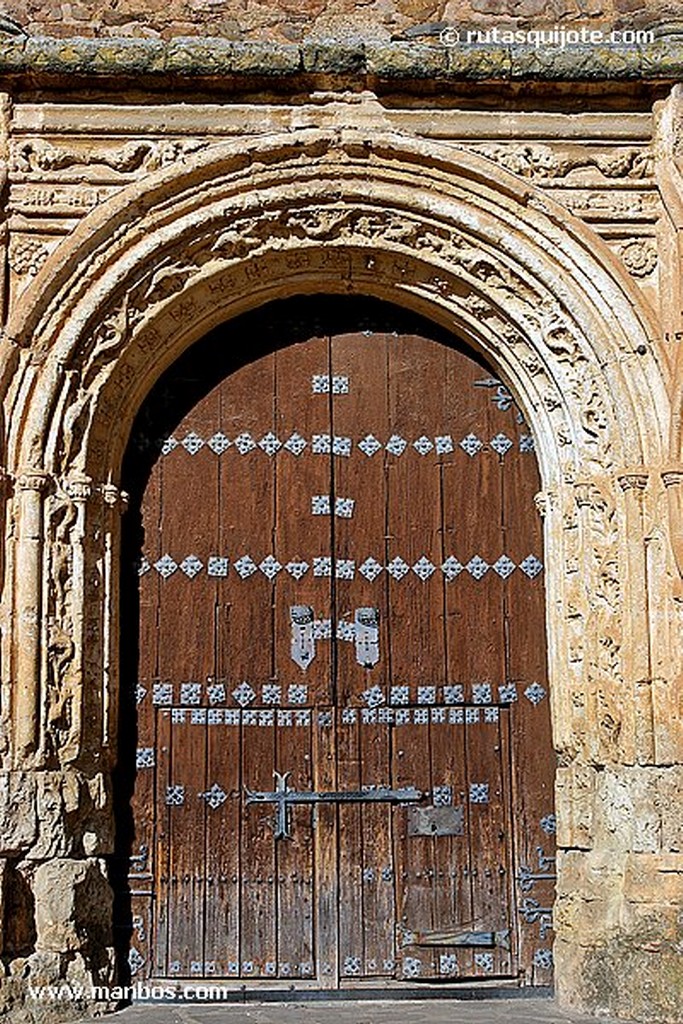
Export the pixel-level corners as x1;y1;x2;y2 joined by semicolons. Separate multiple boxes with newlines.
0;130;676;1019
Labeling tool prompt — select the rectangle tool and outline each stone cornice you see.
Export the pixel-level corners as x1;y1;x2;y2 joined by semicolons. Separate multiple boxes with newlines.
0;34;682;83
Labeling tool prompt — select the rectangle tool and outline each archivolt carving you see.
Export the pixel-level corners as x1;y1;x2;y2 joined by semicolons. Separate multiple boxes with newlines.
10;138;208;177
0;130;668;770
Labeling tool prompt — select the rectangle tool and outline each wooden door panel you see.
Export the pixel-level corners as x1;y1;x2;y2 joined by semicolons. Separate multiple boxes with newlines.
130;303;553;990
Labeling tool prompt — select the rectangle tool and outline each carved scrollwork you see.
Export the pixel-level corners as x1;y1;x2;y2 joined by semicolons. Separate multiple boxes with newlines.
468;143;653;182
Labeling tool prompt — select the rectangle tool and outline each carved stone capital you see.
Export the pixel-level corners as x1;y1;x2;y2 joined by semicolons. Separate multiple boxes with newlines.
15;469;51;493
100;483;129;514
662;469;683;489
617;472;649;492
63;474;94;502
534;490;555;518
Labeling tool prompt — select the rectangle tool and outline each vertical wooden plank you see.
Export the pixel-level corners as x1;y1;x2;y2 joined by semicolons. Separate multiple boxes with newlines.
385;332;448;982
155;386;220;977
130;461;161;978
336;714;364;983
501;409;555;985
331;331;394;980
152;706;171;977
214;354;278;979
313;708;338;985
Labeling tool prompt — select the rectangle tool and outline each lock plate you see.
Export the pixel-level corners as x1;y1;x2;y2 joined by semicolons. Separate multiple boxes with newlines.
407;804;464;837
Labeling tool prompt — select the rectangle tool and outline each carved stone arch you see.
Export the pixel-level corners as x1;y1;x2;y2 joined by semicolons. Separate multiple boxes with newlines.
0;130;676;1013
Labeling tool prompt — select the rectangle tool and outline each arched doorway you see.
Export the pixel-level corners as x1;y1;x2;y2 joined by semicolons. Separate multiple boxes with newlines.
120;295;555;992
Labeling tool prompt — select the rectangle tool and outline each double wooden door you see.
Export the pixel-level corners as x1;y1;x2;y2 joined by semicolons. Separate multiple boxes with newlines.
128;307;555;989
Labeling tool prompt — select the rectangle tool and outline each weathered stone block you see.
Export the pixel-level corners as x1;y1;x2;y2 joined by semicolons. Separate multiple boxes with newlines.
624;853;683;904
33;858;112;954
0;773;37;854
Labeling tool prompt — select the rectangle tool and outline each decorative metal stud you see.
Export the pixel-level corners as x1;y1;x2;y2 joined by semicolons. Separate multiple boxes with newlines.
413;435;434;455
378;707;394;724
313;618;332;639
440;954;458;975
359;434;382;457
278;710;294;727
169;961;181;974
190;961;202;975
362;708;378;723
335;497;355;519
191;708;207;724
343;956;362;975
533;948;554;970
200;783;227;809
154;554;178;578
333;436;352;457
288;684;308;705
469;782;490;803
234;555;258;579
395;709;411;725
208;710;223;724
465;708;480;724
474;952;494;972
386;557;410;580
264;962;276;976
180;682;201;705
128;947;145;975
137;557;151;576
443;684;464;704
435;435;454;454
441;556;464;581
484;708;499;723
413;556;436;581
312;495;331;515
232;681;256;706
135;684;147;705
234;432;256;454
362;685;385;707
262;684;281;704
285;560;309;580
312;375;328;393
153;683;173;705
433;785;453;807
383;959;395;972
259;555;282;580
181;432;204;455
473;683;492;704
525;682;547;705
165;785;185;806
540;813;557;835
283;432;307;456
342;708;357;725
207;682;226;704
180;555;203;578
207;556;229;576
242;710;258;725
391;685;410;705
381;866;393;881
136;748;154;769
431;707;446;723
417;686;436;704
498;683;518;703
520;554;543;578
337;620;356;642
332;376;349;393
336;559;355;579
312;434;331;454
460;433;483;456
242;961;254;974
359;557;383;581
449;708;465;724
520;434;535;452
402;957;422;977
258;432;281;455
313;557;332;576
413;709;428;724
227;962;239;975
466;555;490;579
363;867;375;882
493;555;516;579
386;434;407;456
171;709;186;724
225;710;240;725
490;433;513;456
295;709;312;726
318;710;333;727
161;437;178;455
207;432;231;454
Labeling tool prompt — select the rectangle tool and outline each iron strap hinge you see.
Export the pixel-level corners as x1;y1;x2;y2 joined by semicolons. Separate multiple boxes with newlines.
245;771;422;839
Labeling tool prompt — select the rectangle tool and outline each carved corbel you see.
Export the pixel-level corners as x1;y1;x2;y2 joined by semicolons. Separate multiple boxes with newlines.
662;468;683;578
617;471;649;493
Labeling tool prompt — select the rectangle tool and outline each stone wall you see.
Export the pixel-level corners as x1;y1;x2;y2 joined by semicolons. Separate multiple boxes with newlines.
0;0;679;42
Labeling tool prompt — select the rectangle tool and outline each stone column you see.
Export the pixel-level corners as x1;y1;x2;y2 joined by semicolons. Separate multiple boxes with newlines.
13;471;50;765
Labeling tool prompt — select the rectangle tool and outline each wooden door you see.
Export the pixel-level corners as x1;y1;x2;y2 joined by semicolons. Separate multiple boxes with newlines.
126;301;555;990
